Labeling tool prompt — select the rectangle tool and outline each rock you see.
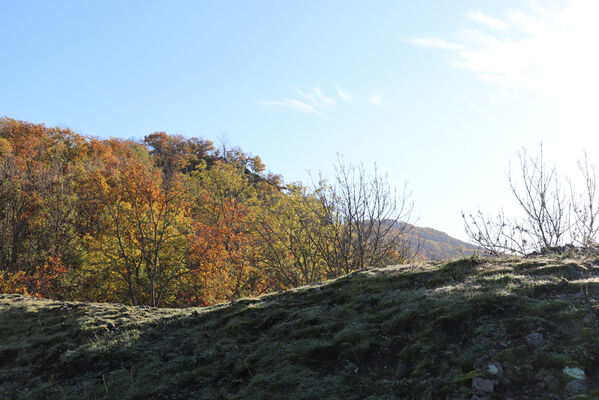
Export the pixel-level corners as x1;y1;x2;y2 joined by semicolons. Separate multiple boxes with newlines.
544;375;560;391
564;379;589;395
563;366;586;380
472;377;494;394
525;332;544;347
484;361;503;382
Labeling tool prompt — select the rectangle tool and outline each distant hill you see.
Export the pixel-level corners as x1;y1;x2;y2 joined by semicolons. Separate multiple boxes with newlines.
408;224;480;260
389;222;480;260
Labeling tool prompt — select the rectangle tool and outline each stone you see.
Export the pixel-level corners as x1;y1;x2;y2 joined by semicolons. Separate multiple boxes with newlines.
563;366;585;380
525;332;544;347
564;379;589;395
544;375;560;391
484;361;503;382
472;377;494;394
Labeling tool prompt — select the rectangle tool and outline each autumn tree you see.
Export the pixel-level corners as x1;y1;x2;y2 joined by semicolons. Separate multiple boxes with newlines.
79;139;190;306
143;132;191;179
184;161;268;304
0;118;85;273
0;117;422;307
255;184;332;288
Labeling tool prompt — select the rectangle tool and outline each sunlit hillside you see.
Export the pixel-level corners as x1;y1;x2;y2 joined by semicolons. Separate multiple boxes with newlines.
2;250;599;399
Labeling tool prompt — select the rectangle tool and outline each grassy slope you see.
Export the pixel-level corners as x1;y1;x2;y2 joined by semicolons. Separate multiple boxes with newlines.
3;253;599;399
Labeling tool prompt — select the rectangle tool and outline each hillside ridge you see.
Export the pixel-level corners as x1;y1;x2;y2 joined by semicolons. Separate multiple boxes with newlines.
3;251;599;399
406;224;480;260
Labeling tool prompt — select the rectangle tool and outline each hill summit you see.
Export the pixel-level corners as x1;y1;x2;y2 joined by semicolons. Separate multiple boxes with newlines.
3;250;599;399
406;224;480;260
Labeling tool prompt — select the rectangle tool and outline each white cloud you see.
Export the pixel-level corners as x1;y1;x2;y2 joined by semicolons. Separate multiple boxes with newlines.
409;0;599;133
296;87;335;108
258;87;336;114
313;88;335;106
407;37;465;51
467;10;507;30
369;93;382;105
260;85;364;114
335;84;353;103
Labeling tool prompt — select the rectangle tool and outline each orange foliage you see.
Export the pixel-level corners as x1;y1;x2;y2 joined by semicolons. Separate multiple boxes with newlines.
185;199;264;305
0;256;67;298
3;117;369;307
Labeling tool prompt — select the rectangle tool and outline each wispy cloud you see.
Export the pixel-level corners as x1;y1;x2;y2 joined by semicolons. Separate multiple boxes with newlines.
259;86;362;114
407;37;465;51
335;84;353;103
408;0;599;144
369;93;383;105
467;10;507;30
295;88;335;109
409;1;599;101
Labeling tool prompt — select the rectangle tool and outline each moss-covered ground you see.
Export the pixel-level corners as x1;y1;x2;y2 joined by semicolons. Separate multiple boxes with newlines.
3;252;599;399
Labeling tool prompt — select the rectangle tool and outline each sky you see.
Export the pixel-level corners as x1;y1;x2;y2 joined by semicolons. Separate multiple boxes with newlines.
1;0;598;241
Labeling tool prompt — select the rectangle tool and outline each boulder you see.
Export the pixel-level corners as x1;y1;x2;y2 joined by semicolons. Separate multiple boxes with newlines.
525;332;544;347
472;377;494;394
544;375;560;391
484;361;503;383
563;366;585;380
564;379;589;395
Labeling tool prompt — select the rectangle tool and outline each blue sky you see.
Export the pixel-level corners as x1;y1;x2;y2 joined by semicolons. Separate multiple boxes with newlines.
2;0;597;240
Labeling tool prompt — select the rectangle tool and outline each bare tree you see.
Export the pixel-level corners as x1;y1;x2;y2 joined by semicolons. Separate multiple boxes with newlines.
310;157;418;275
570;153;599;247
255;157;418;287
463;146;581;255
